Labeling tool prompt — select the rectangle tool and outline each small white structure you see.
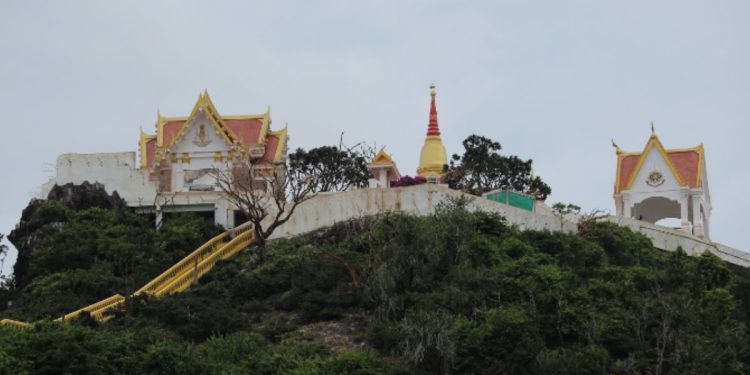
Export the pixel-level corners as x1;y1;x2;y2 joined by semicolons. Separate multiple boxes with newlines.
367;148;401;188
613;129;711;239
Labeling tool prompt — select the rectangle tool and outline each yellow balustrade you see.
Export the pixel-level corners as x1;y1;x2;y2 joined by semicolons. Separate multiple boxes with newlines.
55;294;126;323
0;319;32;329
152;229;255;298
0;223;256;329
135;231;230;296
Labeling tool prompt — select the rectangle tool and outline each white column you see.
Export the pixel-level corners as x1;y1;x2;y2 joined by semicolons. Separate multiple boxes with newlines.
680;189;690;232
613;194;623;216
703;211;710;240
378;169;388;188
215;201;230;229
692;193;704;238
173;164;184;192
622;193;632;218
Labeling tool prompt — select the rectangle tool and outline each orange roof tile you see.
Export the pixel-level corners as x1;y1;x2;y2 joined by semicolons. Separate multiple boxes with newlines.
259;135;280;163
225;118;264;145
145;138;156;168
162;120;186;148
615;139;703;193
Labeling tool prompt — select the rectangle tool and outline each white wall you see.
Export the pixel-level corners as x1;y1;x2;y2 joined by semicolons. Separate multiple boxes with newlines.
264;184;748;269
41;152;157;206
266;184;577;239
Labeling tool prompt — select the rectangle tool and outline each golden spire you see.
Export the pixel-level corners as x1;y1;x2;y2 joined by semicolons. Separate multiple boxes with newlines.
417;85;448;178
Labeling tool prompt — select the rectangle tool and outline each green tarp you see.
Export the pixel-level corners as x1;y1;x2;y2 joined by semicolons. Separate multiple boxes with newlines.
486;190;535;212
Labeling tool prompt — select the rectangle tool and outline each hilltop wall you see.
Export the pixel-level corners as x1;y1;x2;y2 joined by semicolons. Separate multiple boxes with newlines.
267;184;577;239
602;216;750;268
266;184;749;269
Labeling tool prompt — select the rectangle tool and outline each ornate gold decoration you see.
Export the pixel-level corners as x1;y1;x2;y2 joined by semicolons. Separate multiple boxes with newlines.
646;171;665;187
193;124;212;146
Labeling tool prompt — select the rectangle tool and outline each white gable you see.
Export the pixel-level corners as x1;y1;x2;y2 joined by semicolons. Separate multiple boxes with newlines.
171;112;232;154
630;144;682;194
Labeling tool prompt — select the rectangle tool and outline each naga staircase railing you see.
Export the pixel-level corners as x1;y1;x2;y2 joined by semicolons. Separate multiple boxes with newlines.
0;222;256;329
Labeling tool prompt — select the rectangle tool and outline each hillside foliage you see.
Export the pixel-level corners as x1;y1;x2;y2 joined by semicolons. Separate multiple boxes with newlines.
2;191;750;374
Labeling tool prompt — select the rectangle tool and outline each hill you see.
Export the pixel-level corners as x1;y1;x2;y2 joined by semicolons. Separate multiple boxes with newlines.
1;185;750;374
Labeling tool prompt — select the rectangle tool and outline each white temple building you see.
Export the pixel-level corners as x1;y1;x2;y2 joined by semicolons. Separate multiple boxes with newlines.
613;128;711;240
41;91;288;229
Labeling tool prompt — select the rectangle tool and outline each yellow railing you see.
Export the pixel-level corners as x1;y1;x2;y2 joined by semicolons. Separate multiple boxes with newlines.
55;294;126;323
153;229;255;298
134;231;229;296
0;318;32;329
0;223;256;329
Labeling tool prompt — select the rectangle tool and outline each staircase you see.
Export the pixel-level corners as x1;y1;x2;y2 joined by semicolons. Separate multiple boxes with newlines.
0;222;256;329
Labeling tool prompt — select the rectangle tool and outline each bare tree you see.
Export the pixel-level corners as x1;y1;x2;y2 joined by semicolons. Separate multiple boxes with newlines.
214;159;318;248
577;209;608;237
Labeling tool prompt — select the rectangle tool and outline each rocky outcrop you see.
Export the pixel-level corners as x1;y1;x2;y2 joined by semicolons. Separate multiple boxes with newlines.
46;182;126;212
8;182;127;289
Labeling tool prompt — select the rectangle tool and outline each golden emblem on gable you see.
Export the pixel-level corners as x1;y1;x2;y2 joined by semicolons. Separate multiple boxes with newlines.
646;171;665;187
193;124;212;147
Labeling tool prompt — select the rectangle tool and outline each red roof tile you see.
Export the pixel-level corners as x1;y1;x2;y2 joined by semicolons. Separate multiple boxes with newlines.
259;135;280;163
162;120;186;147
618;154;641;192
668;151;701;187
225;118;264;145
145;138;156;167
617;148;702;192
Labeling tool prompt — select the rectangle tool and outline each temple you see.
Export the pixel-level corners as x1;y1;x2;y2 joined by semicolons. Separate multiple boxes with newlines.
417;85;448;179
42;91;288;229
613;126;711;239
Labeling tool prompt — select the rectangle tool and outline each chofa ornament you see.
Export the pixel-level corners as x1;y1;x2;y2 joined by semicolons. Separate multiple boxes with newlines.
646;171;665;187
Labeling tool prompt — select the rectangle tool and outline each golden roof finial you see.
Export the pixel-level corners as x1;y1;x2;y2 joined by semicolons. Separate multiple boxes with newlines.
651;121;656;135
611;138;623;153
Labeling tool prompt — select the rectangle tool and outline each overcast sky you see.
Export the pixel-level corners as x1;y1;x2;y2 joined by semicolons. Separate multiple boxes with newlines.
1;1;748;274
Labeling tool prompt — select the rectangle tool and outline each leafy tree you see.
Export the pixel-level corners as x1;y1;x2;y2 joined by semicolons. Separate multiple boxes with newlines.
0;234;8;276
444;134;551;199
552;202;581;231
0;234;13;311
288;144;371;193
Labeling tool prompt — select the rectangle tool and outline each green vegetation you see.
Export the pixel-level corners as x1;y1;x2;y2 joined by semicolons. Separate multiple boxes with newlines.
2;191;750;374
288;144;371;193
444;135;552;199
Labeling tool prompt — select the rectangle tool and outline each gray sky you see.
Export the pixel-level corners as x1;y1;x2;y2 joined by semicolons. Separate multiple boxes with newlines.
1;1;748;274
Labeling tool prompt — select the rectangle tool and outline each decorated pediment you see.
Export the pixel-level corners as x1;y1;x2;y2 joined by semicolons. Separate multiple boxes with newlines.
170;112;234;154
614;131;704;193
629;143;682;191
139;91;285;169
